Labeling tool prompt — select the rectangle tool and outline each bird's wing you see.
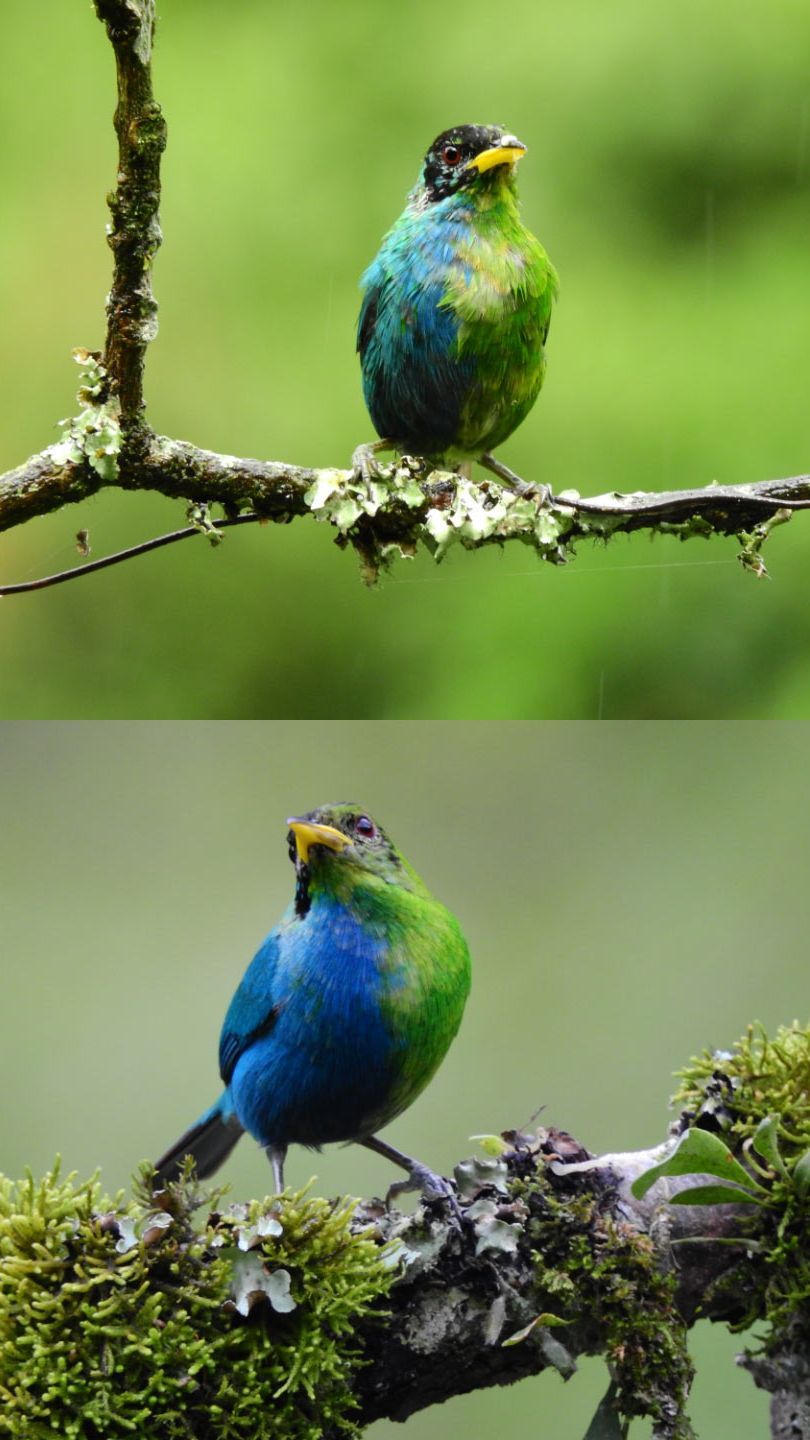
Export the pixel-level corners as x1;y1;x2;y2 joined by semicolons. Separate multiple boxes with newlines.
218;930;283;1085
357;280;381;359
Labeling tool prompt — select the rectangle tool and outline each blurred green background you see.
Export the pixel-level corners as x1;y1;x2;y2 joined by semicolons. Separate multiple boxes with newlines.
1;0;809;718
4;719;809;1435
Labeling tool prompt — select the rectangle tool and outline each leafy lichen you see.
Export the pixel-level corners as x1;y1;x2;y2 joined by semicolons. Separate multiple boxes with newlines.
53;350;122;482
304;460;578;582
0;1161;394;1440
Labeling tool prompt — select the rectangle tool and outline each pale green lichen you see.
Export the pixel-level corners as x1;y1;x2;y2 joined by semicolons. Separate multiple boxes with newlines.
304;462;576;580
304;461;424;535
187;501;225;547
422;477;573;563
0;1162;394;1440
54;350;122;482
736;508;792;578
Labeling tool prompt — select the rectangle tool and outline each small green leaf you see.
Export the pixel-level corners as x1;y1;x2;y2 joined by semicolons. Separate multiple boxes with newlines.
668;1183;764;1207
502;1313;570;1347
470;1134;509;1157
631;1127;767;1201
752;1114;789;1177
793;1150;810;1198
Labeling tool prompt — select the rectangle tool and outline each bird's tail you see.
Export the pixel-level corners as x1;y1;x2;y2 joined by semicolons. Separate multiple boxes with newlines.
153;1095;244;1185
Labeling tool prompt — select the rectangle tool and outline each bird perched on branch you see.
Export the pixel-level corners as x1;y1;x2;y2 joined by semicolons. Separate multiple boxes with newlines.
356;123;558;489
155;804;471;1205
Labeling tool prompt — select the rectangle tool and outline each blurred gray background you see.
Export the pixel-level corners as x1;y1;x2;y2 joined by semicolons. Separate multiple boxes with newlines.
0;0;809;717
3;721;807;1435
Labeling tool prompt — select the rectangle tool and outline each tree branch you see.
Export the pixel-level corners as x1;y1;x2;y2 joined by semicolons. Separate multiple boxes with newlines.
94;0;165;426
349;1129;754;1431
1;0;806;589
5;1022;810;1438
3;429;810;590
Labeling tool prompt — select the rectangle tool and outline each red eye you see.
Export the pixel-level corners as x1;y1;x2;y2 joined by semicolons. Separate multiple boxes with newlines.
354;815;376;838
442;144;460;165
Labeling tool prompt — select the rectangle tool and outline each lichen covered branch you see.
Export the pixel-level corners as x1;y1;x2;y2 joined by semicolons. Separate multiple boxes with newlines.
2;424;810;588
94;0;165;425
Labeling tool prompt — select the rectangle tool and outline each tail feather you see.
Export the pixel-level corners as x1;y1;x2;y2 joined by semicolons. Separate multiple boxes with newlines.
154;1098;244;1185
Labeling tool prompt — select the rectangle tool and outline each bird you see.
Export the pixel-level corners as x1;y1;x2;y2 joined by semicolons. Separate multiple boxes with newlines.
356;123;558;490
154;804;472;1205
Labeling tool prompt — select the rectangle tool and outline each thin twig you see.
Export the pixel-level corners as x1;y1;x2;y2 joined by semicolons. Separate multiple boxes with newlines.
0;514;259;596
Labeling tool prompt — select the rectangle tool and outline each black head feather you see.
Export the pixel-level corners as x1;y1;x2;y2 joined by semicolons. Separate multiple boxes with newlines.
421;124;525;203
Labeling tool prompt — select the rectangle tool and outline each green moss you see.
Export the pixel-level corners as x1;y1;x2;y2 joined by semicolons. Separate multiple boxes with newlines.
674;1021;810;1149
0;1162;394;1439
674;1020;810;1352
521;1182;694;1439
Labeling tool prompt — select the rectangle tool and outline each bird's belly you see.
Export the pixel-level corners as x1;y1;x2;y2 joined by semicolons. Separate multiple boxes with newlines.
365;284;545;458
230;1006;400;1148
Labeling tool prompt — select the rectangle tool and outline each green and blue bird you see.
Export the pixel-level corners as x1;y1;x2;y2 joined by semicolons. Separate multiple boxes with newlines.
356;123;558;484
155;805;471;1203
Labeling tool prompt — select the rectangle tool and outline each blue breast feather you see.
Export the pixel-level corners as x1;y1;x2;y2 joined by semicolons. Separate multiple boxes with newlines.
221;897;402;1148
358;197;478;454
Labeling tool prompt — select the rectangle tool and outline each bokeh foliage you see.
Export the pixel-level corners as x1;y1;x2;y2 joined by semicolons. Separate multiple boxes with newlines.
0;0;809;717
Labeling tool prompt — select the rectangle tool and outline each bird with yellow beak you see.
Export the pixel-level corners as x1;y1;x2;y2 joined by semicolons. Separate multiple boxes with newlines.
155;803;471;1209
356;123;558;488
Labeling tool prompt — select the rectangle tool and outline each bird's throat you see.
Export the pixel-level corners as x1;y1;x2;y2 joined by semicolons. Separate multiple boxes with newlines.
294;863;312;919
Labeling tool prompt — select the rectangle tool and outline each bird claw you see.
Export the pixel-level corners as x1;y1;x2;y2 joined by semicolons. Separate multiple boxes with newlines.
352;441;392;485
479;453;552;506
387;1163;465;1227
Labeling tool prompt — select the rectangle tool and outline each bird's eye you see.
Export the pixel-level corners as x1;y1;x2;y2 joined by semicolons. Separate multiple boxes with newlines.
354;815;376;839
442;144;460;166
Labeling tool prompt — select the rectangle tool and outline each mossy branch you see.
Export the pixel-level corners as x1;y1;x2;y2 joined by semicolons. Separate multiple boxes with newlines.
3;1022;810;1439
0;2;807;591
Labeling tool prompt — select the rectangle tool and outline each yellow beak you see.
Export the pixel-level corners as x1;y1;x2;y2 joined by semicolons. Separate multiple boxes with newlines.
287;818;350;865
467;141;527;175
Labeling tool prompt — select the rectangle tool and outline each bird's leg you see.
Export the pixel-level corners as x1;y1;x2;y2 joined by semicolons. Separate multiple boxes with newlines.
352;438;395;484
479;452;551;504
265;1143;287;1193
359;1133;463;1222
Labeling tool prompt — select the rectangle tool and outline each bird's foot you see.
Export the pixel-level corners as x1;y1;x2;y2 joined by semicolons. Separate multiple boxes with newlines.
387;1162;465;1227
352;439;394;485
479;452;551;505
